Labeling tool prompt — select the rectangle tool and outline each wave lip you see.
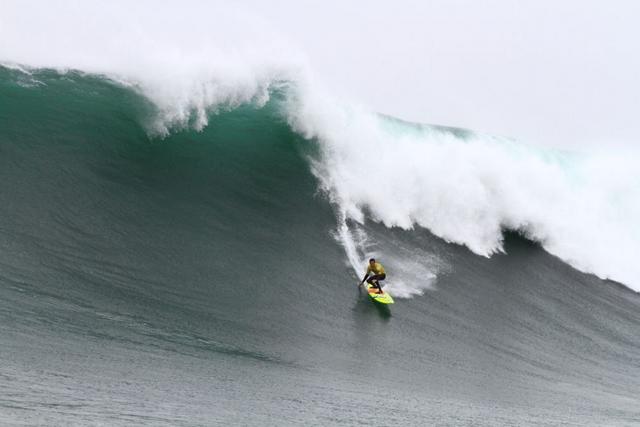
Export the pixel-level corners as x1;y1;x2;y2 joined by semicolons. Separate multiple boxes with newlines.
0;1;309;135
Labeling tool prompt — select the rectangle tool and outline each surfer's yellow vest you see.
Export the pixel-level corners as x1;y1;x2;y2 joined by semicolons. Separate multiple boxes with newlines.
366;262;385;275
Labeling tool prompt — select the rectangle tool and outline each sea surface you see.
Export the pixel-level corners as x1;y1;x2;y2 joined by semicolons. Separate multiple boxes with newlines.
1;66;640;426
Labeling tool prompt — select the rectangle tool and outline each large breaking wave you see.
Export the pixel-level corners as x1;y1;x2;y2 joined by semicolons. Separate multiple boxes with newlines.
2;1;639;292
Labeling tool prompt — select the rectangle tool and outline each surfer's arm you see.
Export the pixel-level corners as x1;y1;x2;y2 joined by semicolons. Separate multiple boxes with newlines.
360;272;369;284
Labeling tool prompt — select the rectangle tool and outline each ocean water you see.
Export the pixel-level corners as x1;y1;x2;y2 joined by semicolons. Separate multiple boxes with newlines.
1;66;640;426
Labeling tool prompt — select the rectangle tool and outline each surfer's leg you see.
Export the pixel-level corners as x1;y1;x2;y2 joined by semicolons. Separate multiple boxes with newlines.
368;274;384;292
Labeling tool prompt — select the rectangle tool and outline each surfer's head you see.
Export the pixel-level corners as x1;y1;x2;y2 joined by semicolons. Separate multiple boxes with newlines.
369;258;376;265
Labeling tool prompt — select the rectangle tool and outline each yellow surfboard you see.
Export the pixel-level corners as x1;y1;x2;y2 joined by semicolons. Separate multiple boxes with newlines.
366;284;394;304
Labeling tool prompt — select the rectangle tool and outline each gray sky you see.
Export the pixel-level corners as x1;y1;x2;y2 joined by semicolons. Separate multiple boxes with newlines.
244;0;640;148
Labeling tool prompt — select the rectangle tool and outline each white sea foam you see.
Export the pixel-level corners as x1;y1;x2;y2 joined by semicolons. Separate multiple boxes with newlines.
287;90;640;292
2;0;640;292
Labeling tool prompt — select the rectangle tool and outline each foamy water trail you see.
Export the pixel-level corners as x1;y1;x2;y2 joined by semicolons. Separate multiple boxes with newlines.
334;214;364;278
330;201;439;298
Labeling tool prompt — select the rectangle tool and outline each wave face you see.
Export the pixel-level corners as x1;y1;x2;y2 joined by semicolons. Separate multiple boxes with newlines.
3;0;640;291
2;66;640;426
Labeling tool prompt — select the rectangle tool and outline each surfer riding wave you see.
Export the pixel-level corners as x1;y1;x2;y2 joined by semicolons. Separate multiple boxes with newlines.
360;258;386;294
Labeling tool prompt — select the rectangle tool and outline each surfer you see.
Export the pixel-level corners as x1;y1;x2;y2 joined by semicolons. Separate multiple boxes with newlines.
360;258;386;294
